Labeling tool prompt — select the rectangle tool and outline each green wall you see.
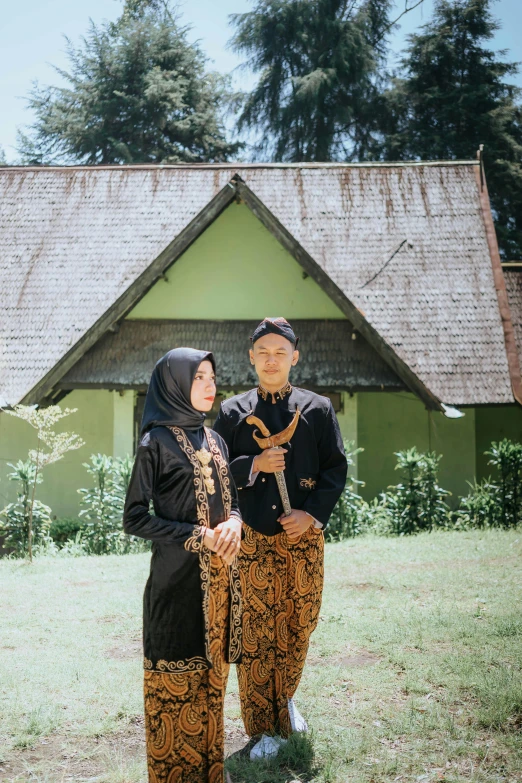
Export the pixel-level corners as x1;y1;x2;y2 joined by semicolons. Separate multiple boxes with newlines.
475;405;522;480
128;202;345;320
357;392;477;507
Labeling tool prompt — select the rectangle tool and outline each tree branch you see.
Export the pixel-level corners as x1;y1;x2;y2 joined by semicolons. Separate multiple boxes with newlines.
372;0;427;46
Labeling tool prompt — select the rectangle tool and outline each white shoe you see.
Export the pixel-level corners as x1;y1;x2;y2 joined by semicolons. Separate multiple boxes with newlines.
249;733;287;760
288;698;308;732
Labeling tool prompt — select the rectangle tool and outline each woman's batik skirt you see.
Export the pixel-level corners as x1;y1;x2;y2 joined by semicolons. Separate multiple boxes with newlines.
237;525;324;738
144;554;230;783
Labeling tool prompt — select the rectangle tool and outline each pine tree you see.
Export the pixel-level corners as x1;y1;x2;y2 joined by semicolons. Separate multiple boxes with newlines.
18;2;239;165
229;0;394;162
374;0;522;258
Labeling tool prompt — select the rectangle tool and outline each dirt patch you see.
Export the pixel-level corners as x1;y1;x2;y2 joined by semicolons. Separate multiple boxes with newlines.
0;723;144;782
308;647;382;668
0;710;249;782
107;638;142;660
340;651;382;667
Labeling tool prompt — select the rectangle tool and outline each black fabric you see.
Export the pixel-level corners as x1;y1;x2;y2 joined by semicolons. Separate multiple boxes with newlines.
213;386;347;536
141;347;216;435
251;317;299;348
123;426;241;667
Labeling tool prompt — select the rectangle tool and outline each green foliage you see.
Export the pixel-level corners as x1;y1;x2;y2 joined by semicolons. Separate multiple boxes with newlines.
373;0;522;258
455;478;498;528
0;461;52;555
326;440;365;541
456;439;522;529
229;0;392;161
382;448;451;535
18;2;238;165
78;453;148;555
487;439;522;527
0;404;84;560
49;516;85;544
79;454;122;555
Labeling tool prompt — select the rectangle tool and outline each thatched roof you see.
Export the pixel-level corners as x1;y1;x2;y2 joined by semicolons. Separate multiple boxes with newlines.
0;161;516;407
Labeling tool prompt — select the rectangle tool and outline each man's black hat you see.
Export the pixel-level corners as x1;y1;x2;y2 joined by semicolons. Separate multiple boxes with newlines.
250;317;299;348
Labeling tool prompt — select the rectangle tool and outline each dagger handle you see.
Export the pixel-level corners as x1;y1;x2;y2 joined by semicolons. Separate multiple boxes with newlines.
273;446;292;517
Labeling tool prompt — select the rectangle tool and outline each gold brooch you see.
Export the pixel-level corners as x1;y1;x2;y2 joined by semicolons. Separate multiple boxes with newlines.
195;448;215;495
300;478;317;490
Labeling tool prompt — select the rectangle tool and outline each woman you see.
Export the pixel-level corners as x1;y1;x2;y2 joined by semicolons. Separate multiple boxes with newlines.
123;347;242;783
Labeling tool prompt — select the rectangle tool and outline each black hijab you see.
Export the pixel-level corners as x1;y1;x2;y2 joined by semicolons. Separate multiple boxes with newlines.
141;347;216;435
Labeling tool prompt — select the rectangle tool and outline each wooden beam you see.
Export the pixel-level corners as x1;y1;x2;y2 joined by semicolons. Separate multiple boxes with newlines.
22;181;237;404
474;166;522;405
234;177;444;411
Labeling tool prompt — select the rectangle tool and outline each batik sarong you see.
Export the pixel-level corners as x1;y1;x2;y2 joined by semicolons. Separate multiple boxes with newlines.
144;554;230;783
237;525;324;738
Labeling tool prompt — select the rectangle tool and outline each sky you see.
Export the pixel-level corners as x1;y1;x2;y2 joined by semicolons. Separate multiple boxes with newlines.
1;0;521;163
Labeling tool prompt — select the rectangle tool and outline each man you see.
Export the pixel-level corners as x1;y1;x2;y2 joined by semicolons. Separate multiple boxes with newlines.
213;317;347;759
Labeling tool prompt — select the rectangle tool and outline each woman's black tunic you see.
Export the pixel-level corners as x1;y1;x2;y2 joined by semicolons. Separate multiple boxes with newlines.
123;425;242;672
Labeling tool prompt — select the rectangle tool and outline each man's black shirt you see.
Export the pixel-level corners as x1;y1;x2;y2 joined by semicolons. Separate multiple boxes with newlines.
213;385;347;536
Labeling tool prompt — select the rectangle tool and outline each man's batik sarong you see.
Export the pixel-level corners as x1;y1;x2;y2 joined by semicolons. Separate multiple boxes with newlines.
144;554;230;783
237;525;324;738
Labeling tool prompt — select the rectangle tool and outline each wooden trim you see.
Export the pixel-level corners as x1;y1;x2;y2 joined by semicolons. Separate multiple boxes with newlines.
234;177;444;411
474;167;522;405
21;182;237;403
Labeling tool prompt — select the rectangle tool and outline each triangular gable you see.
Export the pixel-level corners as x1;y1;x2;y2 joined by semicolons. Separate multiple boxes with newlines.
22;175;444;411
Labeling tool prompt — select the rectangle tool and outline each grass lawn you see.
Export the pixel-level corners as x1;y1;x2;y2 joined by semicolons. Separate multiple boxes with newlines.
0;529;521;782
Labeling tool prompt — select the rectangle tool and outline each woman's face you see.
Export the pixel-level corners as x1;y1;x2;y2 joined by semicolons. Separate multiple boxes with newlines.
190;360;216;412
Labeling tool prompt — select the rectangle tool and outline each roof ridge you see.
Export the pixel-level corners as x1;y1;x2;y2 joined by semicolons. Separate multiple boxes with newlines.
0;160;479;172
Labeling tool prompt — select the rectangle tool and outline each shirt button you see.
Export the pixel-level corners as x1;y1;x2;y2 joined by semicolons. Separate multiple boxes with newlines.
262;478;266;482
272;505;277;510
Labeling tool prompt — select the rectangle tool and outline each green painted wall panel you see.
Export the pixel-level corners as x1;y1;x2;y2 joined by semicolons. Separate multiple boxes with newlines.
357;392;476;507
336;392;358;481
128;202;345;320
475;405;522;480
0;390;114;520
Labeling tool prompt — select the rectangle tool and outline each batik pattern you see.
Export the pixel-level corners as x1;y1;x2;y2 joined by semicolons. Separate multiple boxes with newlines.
237;525;324;738
145;554;230;783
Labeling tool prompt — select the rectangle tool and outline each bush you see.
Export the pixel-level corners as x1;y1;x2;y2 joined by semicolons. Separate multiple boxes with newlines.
326;440;364;541
0;461;52;556
454;479;499;529
487;439;522;528
381;448;451;536
78;453;149;555
49;517;85;544
455;440;522;530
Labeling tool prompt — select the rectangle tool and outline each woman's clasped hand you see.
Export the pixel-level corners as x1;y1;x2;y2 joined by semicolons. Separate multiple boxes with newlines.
203;517;242;565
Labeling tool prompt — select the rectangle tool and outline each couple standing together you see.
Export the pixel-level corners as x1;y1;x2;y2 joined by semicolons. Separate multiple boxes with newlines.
123;317;348;783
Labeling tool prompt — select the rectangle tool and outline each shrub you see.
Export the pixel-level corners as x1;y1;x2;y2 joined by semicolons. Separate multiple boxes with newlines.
78;454;122;555
326;440;364;541
0;461;52;555
0;403;84;560
455;440;522;529
49;517;85;544
383;448;451;536
78;453;149;555
487;439;522;528
454;479;499;529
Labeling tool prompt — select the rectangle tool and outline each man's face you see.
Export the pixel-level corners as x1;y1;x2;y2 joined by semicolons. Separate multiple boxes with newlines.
249;333;299;388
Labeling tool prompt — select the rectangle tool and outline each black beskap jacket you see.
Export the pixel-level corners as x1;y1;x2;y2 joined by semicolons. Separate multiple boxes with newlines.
213;386;347;537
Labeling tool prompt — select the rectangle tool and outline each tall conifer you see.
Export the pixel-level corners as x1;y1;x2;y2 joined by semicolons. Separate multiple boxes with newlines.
229;0;393;162
18;2;238;164
374;0;522;258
